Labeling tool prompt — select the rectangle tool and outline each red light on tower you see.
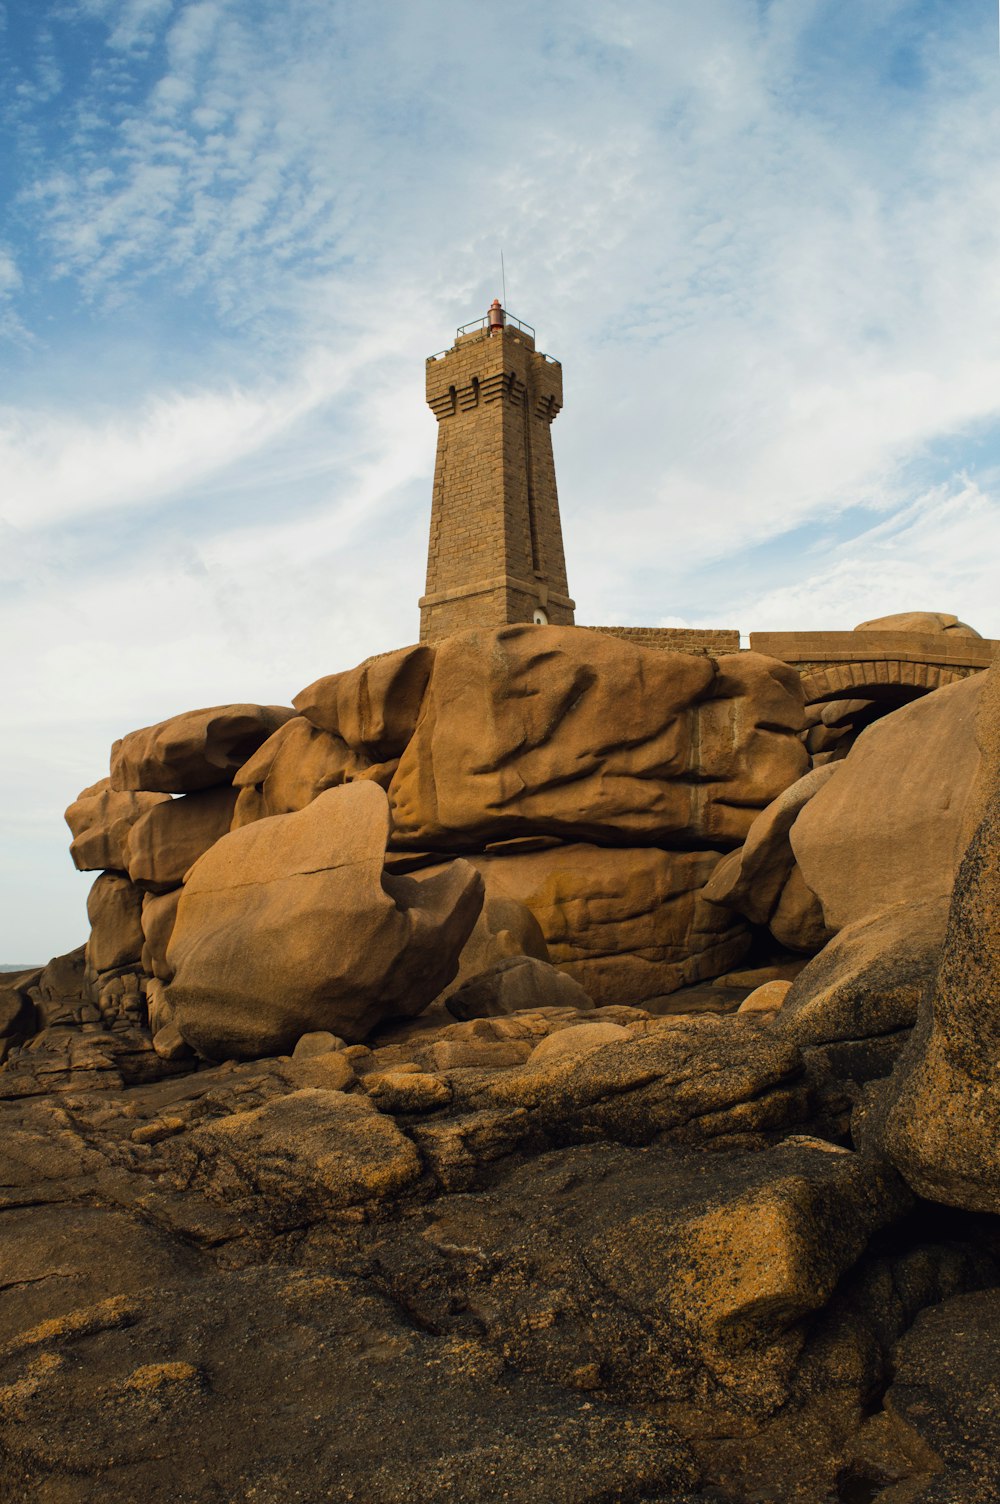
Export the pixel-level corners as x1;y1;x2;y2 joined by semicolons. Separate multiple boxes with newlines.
487;298;505;334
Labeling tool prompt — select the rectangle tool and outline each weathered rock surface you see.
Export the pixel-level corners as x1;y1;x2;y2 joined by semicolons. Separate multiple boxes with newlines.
420;843;751;1006
791;674;984;932
703;764;838;925
294;642;434;759
166;782;485;1057
64;777;170;871
0;975;37;1061
110;702;296;793
231;713;382;828
446;954;594;1019
0;985;996;1503
378;1138;911;1411
874;1289;1000;1501
774;898;950;1048
703;764;837;953
430;891;550;1002
85;872;144;974
854;610;982;637
125;784;239;891
877;787;1000;1211
139;887;182;981
388;627;807;851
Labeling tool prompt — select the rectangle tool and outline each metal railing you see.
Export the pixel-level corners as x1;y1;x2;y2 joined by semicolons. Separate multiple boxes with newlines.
455;309;535;339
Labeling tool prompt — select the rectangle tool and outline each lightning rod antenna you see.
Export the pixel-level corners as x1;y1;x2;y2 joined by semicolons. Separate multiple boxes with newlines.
500;249;507;308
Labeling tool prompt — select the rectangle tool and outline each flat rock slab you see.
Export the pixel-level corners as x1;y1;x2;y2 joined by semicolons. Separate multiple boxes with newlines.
0;1265;699;1504
882;1288;1000;1502
369;1138;911;1413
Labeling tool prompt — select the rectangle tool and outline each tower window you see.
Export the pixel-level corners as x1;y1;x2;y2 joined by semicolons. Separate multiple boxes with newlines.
533;607;549;625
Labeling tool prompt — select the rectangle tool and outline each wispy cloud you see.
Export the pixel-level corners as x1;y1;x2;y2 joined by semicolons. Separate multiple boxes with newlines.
2;0;1000;955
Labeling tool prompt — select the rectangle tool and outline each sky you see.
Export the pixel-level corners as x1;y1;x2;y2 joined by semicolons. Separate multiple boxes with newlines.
2;0;1000;960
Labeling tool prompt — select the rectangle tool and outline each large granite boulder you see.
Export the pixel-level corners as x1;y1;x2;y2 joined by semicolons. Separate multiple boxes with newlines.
85;873;145;974
294;643;434;760
702;763;838;952
125;786;239;892
417;843;750;1006
231;715;380;829
140;888;182;981
387;627;807;851
774;897;951;1048
110;703;295;794
791;673;984;932
854;610;982;637
166;782;484;1058
874;654;1000;1212
64;778;170;872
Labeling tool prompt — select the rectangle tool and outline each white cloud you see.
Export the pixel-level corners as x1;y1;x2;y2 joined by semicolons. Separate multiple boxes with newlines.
4;0;1000;954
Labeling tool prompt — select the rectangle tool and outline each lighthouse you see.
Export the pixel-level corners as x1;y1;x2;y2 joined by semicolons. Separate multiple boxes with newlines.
419;301;576;643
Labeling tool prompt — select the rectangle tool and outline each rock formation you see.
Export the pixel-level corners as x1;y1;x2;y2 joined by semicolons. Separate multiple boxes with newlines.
166;782;485;1057
1;615;998;1502
870;650;1000;1212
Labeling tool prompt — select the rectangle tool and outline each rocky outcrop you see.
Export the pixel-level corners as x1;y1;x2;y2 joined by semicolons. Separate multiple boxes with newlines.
854;610;982;637
110;703;295;793
445;955;594;1019
792;673;984;932
702;764;837;952
419;843;751;1006
231;714;378;828
874;656;1000;1213
139;888;182;981
387;627;807;851
125;785;238;891
85;873;145;974
64;778;170;871
166;782;485;1058
774;897;951;1049
294;642;434;760
435;892;550;1002
4;987;995;1503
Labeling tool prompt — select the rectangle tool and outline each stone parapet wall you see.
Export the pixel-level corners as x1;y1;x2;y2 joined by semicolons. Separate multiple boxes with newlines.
580;626;741;656
750;630;998;670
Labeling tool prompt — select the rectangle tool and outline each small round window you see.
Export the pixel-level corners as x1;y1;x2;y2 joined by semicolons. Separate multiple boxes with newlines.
532;607;549;625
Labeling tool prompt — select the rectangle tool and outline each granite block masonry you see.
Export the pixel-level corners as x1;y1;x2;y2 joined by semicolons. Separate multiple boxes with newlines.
420;303;576;643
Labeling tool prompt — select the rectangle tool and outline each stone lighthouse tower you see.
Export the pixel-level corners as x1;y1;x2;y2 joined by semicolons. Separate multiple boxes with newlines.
419;301;576;643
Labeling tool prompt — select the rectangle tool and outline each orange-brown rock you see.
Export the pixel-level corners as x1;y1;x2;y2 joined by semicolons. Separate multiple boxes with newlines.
877;653;1000;1212
702;764;838;953
140;888;182;981
294;643;434;760
64;778;170;872
776;897;951;1048
791;674;984;932
165;782;484;1058
231;715;381;828
446;956;594;1020
418;843;749;1006
854;610;982;637
768;862;834;953
703;765;837;924
125;786;239;892
110;703;295;794
85;873;144;974
388;627;807;851
423;892;550;1005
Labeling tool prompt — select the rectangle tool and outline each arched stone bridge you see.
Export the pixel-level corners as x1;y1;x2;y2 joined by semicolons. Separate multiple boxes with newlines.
749;630;997;711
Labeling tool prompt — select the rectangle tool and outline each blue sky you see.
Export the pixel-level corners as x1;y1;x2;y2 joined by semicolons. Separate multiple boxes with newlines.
2;0;1000;958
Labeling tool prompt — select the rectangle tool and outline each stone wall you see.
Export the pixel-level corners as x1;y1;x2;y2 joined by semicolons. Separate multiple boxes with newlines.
580;626;741;656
